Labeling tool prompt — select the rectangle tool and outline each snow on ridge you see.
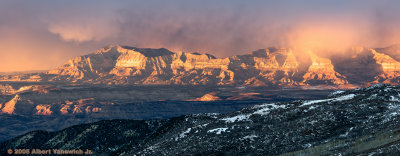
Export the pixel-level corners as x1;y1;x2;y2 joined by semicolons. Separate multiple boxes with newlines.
335;94;356;101
301;99;329;106
241;134;258;141
207;128;228;134
221;114;251;123
384;87;394;92
252;103;280;109
366;83;386;90
301;94;356;107
387;103;400;119
221;103;289;122
331;90;345;96
253;104;287;115
390;95;400;102
178;128;192;138
368;94;378;100
248;93;356;115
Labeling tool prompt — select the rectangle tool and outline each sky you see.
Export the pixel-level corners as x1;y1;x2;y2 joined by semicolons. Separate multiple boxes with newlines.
1;0;400;72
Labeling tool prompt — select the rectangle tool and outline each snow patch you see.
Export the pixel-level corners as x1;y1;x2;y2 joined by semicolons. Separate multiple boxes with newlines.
331;90;345;96
366;83;385;90
253;103;276;109
340;127;353;137
241;134;258;141
390;95;400;101
192;113;220;118
252;103;287;115
207;128;228;134
303;143;312;148
178;128;191;139
301;94;356;107
368;94;378;100
221;114;250;123
384;87;396;92
196;123;209;128
335;94;356;101
301;99;329;106
308;106;317;110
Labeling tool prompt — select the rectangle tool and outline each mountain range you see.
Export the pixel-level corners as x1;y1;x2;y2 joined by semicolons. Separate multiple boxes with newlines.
2;45;400;88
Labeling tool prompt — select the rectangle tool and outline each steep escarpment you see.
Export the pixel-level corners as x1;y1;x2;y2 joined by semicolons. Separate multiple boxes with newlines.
2;45;400;88
0;46;308;86
302;51;348;85
371;49;400;84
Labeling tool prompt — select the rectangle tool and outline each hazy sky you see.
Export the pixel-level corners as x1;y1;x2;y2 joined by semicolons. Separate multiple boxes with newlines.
1;0;400;72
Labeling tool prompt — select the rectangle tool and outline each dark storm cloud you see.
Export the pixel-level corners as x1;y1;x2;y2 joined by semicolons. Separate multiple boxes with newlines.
1;0;400;72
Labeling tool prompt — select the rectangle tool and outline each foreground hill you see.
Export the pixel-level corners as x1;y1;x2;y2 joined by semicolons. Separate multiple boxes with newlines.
2;84;400;155
3;45;400;88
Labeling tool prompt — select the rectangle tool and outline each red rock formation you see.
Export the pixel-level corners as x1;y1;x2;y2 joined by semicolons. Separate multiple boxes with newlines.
302;51;348;85
1;95;20;114
371;49;400;84
187;92;221;101
35;104;52;115
0;84;15;95
3;45;400;88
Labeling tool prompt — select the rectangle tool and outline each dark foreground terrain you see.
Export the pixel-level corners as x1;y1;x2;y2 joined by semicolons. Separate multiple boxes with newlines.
0;100;263;142
2;84;400;155
0;82;331;142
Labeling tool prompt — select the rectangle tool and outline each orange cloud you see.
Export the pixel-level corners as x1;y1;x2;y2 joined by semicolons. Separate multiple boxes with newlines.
48;19;121;43
285;18;369;56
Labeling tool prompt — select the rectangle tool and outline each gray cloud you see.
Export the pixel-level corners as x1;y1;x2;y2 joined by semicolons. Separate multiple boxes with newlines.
1;0;400;72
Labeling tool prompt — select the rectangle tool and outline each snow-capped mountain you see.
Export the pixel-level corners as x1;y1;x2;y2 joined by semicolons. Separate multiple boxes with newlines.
3;84;400;155
3;45;400;87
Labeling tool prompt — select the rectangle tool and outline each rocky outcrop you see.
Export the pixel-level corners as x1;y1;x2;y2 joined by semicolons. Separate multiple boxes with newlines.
371;49;400;84
1;95;20;114
35;104;52;115
244;48;300;86
3;45;400;88
1;94;36;115
187;92;221;101
0;84;15;95
302;51;348;85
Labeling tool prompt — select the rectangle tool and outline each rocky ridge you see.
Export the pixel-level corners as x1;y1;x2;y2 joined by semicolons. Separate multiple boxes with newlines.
3;45;400;88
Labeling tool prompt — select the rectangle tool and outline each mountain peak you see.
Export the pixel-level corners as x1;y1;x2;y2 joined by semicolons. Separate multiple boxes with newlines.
96;45;174;57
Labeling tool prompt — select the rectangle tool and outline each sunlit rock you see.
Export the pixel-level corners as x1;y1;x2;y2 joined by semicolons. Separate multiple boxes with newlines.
4;45;400;88
35;104;52;115
303;51;348;85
